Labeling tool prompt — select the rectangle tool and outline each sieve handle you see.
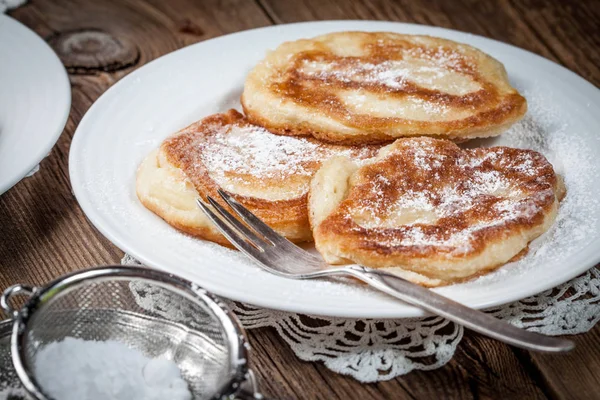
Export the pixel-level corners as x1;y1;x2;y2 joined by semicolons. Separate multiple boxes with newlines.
1;284;36;318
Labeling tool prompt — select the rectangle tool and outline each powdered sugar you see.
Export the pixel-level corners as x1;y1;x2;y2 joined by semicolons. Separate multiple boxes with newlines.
301;59;414;89
411;140;446;170
469;169;512;195
299;44;479;98
200;121;375;195
350;138;552;254
34;337;191;400
201;123;321;179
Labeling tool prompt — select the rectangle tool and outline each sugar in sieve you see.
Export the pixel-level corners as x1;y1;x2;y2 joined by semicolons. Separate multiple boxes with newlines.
0;265;263;400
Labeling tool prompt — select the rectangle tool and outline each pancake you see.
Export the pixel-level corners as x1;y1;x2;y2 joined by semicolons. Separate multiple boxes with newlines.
308;137;564;286
242;31;527;144
136;110;380;246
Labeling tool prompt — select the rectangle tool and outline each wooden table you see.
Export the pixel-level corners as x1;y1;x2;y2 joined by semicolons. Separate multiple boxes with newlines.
2;1;599;399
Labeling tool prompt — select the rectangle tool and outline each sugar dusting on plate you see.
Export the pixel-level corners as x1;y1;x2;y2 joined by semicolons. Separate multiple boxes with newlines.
462;87;600;287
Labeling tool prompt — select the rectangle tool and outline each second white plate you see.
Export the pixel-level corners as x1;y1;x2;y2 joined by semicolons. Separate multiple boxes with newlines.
0;15;70;195
70;21;600;318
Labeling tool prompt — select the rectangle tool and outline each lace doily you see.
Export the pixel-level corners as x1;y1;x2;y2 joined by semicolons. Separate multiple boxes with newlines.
122;255;600;383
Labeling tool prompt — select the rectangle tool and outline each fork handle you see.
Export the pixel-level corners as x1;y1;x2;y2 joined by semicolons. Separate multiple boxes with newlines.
343;266;574;353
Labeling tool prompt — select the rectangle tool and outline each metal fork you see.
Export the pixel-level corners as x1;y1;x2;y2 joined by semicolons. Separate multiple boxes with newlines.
197;189;574;353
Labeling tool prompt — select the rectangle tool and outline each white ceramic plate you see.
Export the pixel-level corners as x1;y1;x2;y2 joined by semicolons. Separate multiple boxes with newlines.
70;21;600;318
0;15;70;195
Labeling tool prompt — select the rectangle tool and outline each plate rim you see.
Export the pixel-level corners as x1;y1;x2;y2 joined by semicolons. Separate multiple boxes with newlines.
0;15;71;195
69;20;600;318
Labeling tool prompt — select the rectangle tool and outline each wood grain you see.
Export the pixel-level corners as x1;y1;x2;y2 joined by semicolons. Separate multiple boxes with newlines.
1;1;599;399
49;29;141;74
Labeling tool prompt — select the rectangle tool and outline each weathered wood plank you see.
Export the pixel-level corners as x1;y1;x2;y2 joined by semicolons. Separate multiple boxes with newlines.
1;1;598;399
507;0;600;86
527;324;600;400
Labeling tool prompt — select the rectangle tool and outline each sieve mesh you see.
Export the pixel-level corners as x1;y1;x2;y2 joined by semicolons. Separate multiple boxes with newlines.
19;277;236;400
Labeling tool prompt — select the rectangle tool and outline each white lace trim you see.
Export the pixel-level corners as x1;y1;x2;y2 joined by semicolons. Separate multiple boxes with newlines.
122;255;600;382
487;267;600;335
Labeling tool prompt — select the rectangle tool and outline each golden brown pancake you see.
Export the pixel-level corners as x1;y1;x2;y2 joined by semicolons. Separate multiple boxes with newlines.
242;31;527;144
136;110;380;246
309;137;564;286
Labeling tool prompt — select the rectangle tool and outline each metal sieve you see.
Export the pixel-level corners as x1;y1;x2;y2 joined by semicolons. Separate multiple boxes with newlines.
0;265;262;400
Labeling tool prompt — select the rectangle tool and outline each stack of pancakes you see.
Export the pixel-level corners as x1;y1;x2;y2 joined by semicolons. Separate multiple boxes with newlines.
137;32;563;286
